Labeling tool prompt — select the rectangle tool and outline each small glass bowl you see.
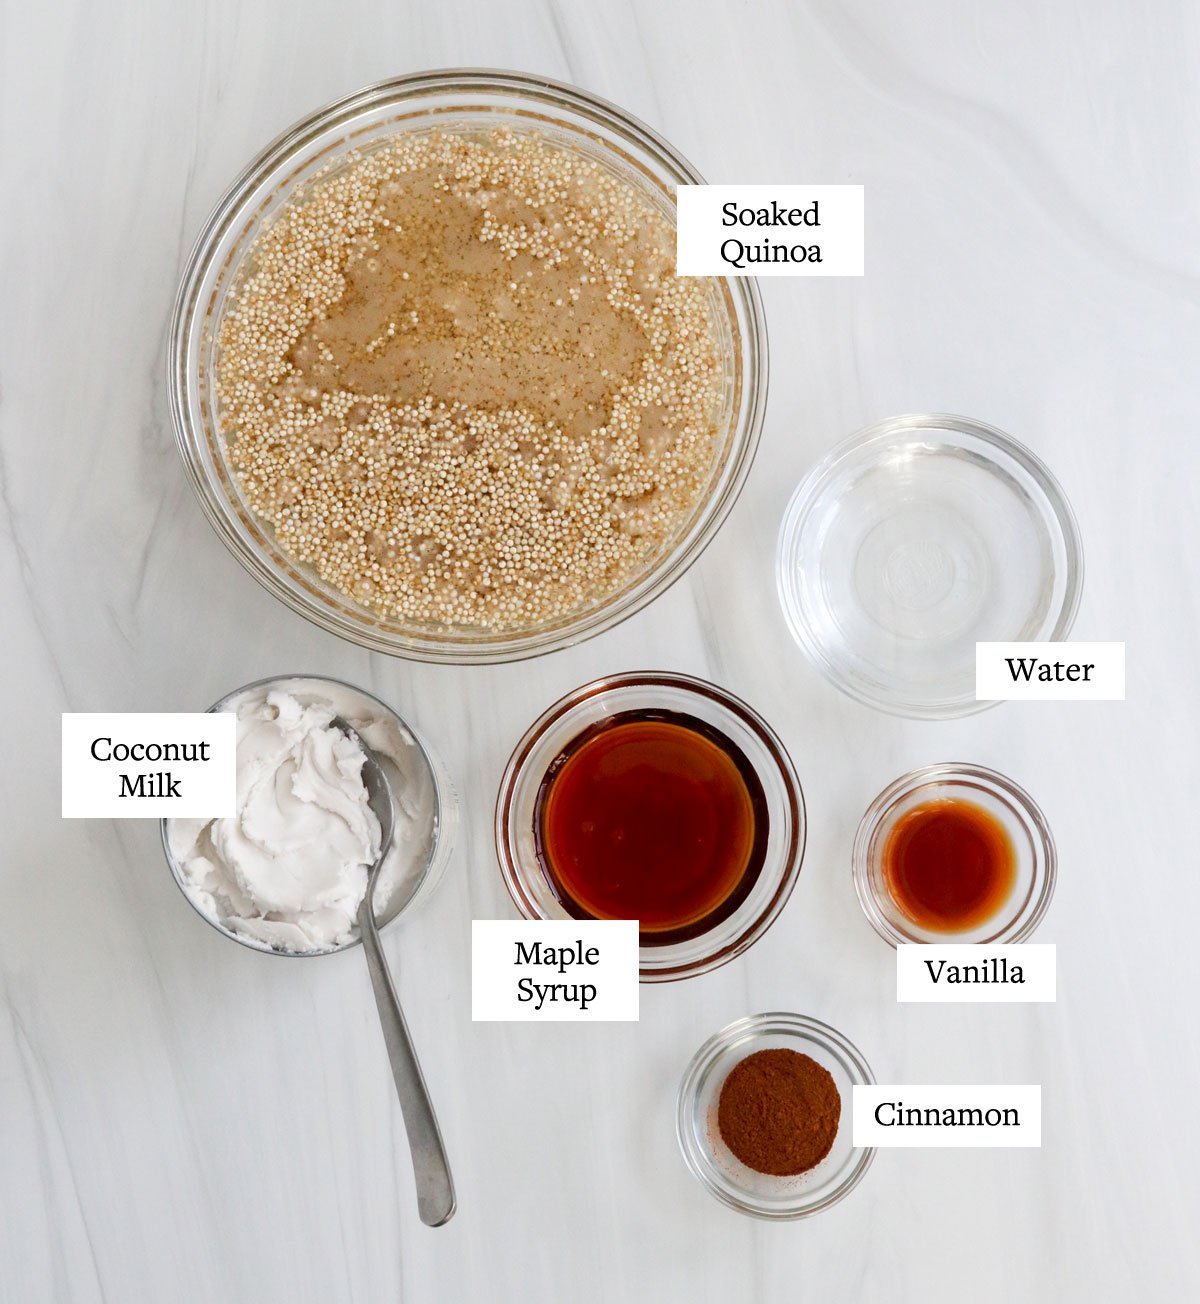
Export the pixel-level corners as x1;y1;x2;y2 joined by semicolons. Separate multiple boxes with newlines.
852;763;1056;946
494;672;805;982
676;1013;876;1220
777;413;1083;719
161;674;457;956
170;69;767;663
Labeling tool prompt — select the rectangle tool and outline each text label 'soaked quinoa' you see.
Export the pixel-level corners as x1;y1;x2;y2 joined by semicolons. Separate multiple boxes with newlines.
215;126;727;631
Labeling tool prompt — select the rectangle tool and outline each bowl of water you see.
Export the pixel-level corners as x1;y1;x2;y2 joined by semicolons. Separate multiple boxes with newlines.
776;414;1083;719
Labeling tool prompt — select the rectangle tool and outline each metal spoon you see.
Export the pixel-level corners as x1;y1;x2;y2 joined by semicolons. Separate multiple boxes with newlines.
334;717;457;1227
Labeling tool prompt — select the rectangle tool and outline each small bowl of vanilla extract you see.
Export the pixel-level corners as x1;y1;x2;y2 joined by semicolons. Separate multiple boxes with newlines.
852;763;1056;946
495;672;806;981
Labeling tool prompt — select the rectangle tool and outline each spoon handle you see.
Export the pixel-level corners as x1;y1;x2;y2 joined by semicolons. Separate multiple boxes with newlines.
360;915;457;1227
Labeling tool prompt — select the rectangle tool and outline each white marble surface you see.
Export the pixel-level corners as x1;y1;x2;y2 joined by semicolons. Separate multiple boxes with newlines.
3;1;1199;1300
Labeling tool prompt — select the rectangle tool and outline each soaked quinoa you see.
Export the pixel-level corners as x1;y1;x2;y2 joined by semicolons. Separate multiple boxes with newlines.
216;126;726;629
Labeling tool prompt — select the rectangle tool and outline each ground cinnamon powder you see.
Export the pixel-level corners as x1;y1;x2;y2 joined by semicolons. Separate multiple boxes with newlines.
716;1048;841;1176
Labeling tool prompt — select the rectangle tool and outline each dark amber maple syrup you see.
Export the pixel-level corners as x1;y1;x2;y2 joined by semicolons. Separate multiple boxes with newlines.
534;709;769;944
882;798;1016;932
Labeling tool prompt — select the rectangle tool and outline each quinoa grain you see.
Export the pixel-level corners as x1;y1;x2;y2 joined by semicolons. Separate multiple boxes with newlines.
216;127;725;630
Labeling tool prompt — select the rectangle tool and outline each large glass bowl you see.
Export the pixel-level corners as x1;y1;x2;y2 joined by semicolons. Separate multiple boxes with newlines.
169;69;767;663
495;671;805;982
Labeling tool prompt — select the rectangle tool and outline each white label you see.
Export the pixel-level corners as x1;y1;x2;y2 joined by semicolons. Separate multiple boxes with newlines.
897;944;1056;1002
676;185;864;277
853;1085;1041;1147
471;920;639;1022
62;713;236;818
976;641;1125;700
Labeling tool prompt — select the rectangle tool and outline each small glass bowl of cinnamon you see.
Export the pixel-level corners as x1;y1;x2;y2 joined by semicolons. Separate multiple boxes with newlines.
853;763;1057;946
676;1013;876;1219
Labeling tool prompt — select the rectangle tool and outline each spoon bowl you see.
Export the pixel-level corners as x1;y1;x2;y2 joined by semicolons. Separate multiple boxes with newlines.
332;715;396;899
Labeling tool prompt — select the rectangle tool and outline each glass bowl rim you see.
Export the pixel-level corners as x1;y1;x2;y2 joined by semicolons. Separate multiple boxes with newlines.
493;670;806;982
159;672;452;958
776;411;1085;719
675;1011;877;1220
168;67;769;664
851;761;1057;947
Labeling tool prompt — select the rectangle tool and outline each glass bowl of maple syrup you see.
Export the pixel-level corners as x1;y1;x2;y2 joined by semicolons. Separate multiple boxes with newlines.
495;672;806;981
852;763;1056;946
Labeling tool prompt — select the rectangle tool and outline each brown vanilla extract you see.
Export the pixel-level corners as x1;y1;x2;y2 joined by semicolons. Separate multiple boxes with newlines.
882;798;1016;932
534;710;769;943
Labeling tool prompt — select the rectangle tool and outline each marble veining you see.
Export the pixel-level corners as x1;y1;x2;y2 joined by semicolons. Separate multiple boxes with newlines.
2;1;1198;1300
